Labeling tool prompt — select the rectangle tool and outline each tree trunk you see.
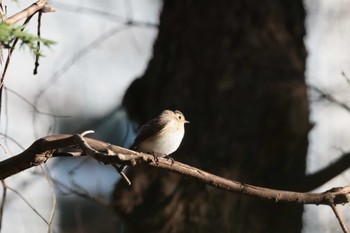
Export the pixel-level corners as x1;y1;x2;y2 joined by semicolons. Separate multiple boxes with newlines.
113;0;310;232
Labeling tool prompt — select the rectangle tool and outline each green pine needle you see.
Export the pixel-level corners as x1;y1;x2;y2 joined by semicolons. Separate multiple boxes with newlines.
0;22;55;56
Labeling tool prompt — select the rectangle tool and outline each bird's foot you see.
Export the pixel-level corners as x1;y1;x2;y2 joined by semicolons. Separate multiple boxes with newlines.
150;151;159;163
164;155;175;165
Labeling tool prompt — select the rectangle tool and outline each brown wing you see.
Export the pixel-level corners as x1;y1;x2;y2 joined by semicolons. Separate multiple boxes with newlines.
130;116;167;150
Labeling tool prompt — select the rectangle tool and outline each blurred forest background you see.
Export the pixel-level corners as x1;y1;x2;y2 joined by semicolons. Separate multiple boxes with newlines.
1;0;350;232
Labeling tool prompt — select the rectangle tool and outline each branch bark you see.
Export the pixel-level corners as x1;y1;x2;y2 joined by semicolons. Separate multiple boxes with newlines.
330;202;349;233
1;134;350;207
4;0;55;25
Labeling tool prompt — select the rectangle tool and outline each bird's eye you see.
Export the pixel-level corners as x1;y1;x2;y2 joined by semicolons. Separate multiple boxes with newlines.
178;115;182;120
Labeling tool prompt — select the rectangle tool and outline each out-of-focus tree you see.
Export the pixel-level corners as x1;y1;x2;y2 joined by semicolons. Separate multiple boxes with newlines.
3;1;350;233
113;1;310;232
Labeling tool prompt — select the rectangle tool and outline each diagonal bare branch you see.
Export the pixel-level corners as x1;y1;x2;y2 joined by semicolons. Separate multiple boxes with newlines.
295;152;350;191
330;202;349;233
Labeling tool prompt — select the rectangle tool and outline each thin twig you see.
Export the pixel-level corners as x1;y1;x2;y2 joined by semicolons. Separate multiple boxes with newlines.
68;170;91;199
40;166;56;233
1;88;9;144
111;163;131;185
33;11;42;75
0;133;25;150
52;2;125;22
81;130;95;137
29;168;108;207
34;25;129;103
341;71;350;85
0;0;4;64
0;15;34;121
52;2;158;27
1;15;35;88
51;177;108;207
4;87;70;118
309;85;350;113
6;186;48;225
67;158;90;175
330;201;349;233
73;134;132;185
0;180;7;232
0;0;3;18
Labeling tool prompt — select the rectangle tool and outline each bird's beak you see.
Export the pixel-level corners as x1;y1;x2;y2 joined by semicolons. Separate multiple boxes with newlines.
185;120;190;124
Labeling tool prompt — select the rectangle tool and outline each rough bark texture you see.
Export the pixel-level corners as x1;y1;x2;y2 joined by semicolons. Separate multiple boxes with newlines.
113;1;310;232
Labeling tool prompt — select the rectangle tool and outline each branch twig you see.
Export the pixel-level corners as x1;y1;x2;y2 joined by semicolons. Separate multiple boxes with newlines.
72;133;131;185
4;0;55;25
33;11;42;75
330;201;349;233
0;133;350;206
296;152;350;191
0;180;7;231
309;85;350;113
1;15;35;88
7;186;48;225
40;165;56;233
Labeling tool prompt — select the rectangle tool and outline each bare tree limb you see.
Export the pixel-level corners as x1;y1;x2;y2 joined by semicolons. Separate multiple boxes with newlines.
295;152;350;191
4;0;55;25
1;134;350;207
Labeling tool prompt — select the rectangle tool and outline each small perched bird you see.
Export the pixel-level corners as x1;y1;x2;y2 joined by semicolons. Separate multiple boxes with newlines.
130;110;189;157
117;110;189;185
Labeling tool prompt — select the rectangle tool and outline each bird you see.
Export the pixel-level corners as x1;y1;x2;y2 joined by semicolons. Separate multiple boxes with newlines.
117;110;189;185
130;110;189;157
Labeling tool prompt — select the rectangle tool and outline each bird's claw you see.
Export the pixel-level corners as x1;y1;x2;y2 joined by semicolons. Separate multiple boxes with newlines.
150;151;159;162
164;155;175;165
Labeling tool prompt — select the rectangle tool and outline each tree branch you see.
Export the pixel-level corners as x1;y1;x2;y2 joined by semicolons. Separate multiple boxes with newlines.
1;134;350;207
309;85;350;114
4;0;55;25
0;180;7;231
295;152;350;191
330;202;349;233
